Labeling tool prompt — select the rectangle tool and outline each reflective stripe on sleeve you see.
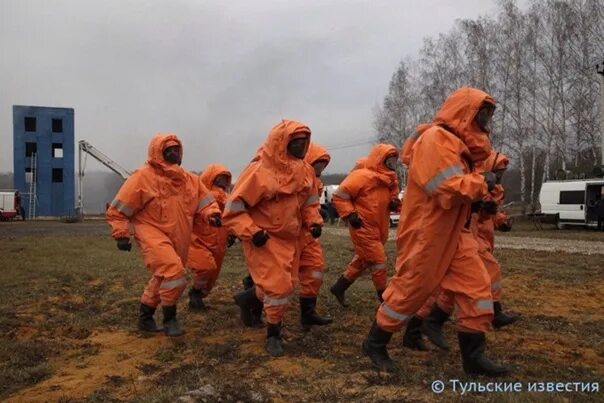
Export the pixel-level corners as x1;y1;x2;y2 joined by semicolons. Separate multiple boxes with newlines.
304;194;321;206
225;199;247;212
110;199;135;217
424;165;464;194
198;194;216;210
333;189;351;200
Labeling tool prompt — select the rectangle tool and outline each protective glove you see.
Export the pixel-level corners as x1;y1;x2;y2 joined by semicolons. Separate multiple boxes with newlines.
226;234;238;248
309;224;322;238
483;201;498;215
251;230;269;247
116;237;132;252
482;172;497;192
209;214;222;227
347;212;362;229
389;198;401;211
499;218;513;232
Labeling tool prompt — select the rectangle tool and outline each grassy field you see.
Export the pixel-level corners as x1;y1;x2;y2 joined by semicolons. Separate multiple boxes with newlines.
0;224;603;402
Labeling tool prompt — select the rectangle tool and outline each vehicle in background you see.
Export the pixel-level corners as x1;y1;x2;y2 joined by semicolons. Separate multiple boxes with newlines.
0;190;18;221
320;185;340;223
389;189;405;227
538;179;604;229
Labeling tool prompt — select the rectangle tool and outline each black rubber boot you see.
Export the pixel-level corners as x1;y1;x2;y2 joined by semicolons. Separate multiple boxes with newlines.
265;323;284;357
422;304;451;350
242;275;255;290
402;316;428;351
300;296;333;329
138;303;161;332
492;302;520;329
376;289;385;303
458;332;511;377
362;321;398;372
330;276;352;307
162;305;183;337
250;293;265;328
234;286;262;327
188;287;206;311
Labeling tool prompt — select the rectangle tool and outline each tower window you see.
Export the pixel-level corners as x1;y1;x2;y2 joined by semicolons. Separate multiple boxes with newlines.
52;143;63;158
52;168;63;183
24;117;36;132
52;118;63;133
25;142;37;157
25;168;35;184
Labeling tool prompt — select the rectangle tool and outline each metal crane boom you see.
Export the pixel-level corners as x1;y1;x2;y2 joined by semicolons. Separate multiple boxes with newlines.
79;140;131;179
77;140;131;217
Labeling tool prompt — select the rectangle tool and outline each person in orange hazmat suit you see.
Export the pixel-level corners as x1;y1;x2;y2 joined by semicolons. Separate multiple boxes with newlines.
298;142;333;328
418;151;519;351
329;144;400;307
106;134;221;337
362;87;511;377
186;164;235;310
222;120;323;357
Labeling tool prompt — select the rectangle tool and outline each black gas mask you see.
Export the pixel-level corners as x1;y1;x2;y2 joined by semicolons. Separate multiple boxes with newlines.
475;103;496;134
287;137;309;159
163;145;182;165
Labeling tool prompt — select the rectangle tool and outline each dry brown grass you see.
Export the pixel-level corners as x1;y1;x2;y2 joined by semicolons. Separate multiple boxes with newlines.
0;223;602;402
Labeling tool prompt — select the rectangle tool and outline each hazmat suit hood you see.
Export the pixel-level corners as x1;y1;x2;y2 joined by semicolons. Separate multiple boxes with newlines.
304;143;331;166
200;163;231;209
351;157;368;172
200;164;231;189
400;123;432;166
366;144;399;187
146;133;185;180
259;119;311;192
433;87;495;162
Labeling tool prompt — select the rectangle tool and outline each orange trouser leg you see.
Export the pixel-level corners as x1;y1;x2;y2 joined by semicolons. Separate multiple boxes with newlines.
189;252;220;297
436;290;455;313
416;291;438;319
377;262;447;332
480;249;502;301
376;230;482;333
371;267;388;291
343;255;365;282
141;276;162;308
416;288;454;319
298;238;324;297
244;236;299;325
344;257;387;291
141;243;187;306
440;233;494;333
141;273;187;307
158;273;188;305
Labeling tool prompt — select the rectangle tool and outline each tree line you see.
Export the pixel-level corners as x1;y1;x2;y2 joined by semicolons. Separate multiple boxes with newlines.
374;0;604;209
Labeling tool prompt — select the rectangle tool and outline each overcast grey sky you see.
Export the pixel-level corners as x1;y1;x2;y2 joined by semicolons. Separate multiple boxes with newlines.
1;0;506;176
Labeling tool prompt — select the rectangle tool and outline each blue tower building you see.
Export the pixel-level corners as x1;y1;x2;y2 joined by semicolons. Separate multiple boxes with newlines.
13;105;75;217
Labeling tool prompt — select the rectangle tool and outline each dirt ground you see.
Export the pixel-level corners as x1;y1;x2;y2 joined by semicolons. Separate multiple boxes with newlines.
0;220;602;402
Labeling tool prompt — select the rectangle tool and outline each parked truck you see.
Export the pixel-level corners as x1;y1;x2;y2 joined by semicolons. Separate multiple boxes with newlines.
0;190;18;221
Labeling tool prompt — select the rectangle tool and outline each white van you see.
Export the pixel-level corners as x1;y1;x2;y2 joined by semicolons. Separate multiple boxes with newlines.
320;185;339;205
539;179;604;228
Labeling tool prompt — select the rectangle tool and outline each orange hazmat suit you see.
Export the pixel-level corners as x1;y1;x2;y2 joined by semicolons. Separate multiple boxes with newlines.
106;134;221;307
